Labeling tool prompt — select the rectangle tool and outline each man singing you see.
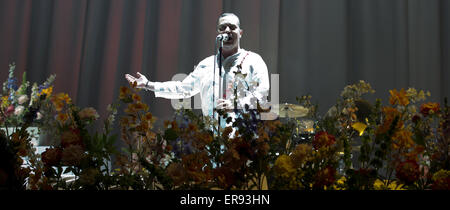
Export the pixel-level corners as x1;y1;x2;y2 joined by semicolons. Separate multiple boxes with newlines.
125;13;270;126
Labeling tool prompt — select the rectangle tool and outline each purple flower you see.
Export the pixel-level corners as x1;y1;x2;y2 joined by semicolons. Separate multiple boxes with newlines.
7;77;18;91
38;83;50;94
170;137;194;158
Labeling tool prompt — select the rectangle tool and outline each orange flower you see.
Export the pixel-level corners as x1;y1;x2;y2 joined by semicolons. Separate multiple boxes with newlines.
51;93;71;111
56;113;69;125
392;129;415;150
420;102;440;117
389;88;409;106
143;112;153;121
119;86;131;99
312;131;336;150
132;93;141;102
187;123;197;132
133;102;148;111
54;101;65;112
124;103;136;114
120;117;130;126
222;127;233;139
376;107;403;134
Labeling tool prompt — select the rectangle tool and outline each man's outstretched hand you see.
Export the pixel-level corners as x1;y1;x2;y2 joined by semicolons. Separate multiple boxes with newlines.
125;72;154;90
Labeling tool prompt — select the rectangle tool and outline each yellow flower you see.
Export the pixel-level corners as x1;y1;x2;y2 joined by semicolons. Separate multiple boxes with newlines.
431;169;450;190
133;102;148;111
53;93;71;104
119;86;131;100
389;88;409;106
39;86;53;98
334;176;347;190
291;144;312;167
274;155;296;178
373;179;405;190
51;93;72;111
352;122;367;136
1;96;9;108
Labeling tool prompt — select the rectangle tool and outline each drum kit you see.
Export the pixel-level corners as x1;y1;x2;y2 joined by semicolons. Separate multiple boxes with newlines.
270;103;316;145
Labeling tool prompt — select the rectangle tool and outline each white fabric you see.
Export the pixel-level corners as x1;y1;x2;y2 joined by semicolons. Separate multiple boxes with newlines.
153;48;270;123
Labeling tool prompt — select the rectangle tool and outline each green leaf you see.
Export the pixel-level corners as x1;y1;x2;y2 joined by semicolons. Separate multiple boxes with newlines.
164;128;178;141
413;130;425;147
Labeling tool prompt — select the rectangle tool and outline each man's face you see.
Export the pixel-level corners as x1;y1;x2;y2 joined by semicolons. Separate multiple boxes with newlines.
217;15;242;51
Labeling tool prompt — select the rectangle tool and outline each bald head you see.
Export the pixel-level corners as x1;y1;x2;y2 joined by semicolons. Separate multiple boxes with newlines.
217;13;240;30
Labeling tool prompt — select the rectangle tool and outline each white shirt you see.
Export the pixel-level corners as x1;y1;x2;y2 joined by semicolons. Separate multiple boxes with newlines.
153;48;270;122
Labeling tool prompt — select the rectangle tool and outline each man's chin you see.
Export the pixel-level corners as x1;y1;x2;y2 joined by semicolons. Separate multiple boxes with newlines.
222;42;236;48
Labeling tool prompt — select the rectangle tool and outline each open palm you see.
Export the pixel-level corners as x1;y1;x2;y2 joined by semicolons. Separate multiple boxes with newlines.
125;72;148;89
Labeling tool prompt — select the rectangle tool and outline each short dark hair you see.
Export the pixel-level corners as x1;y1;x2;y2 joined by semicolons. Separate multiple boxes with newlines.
217;13;240;28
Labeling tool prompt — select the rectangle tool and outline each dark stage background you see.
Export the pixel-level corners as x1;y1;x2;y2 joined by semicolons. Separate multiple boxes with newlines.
0;0;449;133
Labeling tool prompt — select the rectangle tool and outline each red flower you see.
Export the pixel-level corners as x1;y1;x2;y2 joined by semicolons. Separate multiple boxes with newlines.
432;176;450;190
420;102;440;117
60;128;83;148
395;160;420;184
5;105;14;116
312;131;336;150
313;166;336;188
41;148;62;166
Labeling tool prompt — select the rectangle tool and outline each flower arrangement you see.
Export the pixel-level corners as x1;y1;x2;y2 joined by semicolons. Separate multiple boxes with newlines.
1;63;55;128
0;63;56;190
1;68;449;190
29;90;119;190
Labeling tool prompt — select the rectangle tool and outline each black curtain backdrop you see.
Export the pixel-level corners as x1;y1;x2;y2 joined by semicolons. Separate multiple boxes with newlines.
0;0;449;132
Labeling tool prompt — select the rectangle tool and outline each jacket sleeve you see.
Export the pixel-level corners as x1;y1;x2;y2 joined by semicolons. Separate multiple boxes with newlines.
153;66;204;99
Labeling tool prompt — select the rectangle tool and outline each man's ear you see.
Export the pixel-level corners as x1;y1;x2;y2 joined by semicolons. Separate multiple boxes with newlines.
240;29;243;37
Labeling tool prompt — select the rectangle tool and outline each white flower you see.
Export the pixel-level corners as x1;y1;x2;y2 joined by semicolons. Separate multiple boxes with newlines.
78;107;99;120
36;112;43;120
18;95;29;105
14;105;25;115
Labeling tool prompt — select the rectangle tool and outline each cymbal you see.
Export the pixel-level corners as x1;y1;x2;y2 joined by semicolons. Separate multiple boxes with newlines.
272;103;309;118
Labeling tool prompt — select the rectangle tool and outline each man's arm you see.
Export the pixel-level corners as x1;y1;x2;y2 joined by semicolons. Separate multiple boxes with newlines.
125;67;202;99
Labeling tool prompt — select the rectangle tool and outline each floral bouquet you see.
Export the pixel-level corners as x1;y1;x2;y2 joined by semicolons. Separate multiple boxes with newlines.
31;90;119;190
0;63;56;190
1;63;55;129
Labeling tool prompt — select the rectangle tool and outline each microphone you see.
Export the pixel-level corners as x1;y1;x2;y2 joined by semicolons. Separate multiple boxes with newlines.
217;33;230;42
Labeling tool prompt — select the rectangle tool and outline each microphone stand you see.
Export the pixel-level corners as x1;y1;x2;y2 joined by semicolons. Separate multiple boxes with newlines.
213;36;224;137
